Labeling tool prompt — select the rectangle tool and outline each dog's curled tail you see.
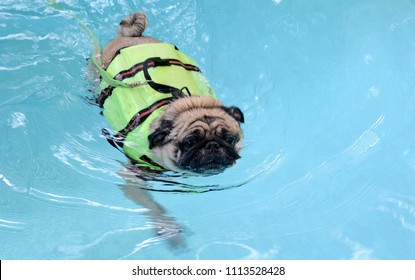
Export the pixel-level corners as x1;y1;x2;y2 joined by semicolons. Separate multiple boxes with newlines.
117;11;148;37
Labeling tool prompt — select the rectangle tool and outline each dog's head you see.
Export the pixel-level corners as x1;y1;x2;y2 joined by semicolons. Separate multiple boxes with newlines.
148;96;244;174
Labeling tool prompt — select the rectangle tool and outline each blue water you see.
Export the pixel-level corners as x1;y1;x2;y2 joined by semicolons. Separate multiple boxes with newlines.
1;0;415;260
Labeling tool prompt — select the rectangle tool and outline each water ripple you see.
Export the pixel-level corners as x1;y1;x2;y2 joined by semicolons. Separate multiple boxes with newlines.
0;173;14;188
0;60;48;71
310;115;384;178
0;32;60;42
51;133;120;182
344;115;384;161
29;188;146;213
334;232;375;260
0;218;25;230
6;112;27;128
378;195;415;233
58;226;153;259
243;116;386;234
195;241;260;260
120;234;173;260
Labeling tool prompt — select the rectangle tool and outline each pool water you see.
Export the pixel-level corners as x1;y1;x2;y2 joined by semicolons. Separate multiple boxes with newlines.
1;0;415;259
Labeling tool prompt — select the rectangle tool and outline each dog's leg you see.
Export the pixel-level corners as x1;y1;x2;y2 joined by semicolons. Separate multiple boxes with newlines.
118;166;185;247
86;58;101;96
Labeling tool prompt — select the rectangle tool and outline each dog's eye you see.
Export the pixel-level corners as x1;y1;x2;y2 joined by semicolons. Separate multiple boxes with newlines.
225;135;238;145
220;129;238;145
183;139;196;149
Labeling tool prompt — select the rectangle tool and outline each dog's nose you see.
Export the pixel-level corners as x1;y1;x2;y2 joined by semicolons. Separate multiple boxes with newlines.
205;141;219;151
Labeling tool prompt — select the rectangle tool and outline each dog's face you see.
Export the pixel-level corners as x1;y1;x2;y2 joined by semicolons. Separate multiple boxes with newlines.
148;97;244;174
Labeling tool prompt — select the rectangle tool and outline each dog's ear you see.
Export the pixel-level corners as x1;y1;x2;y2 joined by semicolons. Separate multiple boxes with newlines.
222;106;245;123
148;120;173;149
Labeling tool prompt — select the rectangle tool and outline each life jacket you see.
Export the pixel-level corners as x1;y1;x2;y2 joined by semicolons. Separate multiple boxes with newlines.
97;43;216;169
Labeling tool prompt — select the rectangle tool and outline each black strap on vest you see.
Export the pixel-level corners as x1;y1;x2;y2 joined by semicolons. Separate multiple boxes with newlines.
119;97;174;136
102;97;173;147
97;86;114;107
142;57;199;99
115;57;200;81
96;57;200;107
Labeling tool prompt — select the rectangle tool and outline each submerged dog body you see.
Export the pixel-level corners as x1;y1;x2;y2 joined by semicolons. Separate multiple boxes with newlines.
99;11;244;175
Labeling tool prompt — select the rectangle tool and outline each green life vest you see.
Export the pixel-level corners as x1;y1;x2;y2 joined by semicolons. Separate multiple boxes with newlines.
97;43;216;169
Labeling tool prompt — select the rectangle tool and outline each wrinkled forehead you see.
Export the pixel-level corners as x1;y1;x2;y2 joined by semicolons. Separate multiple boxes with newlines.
174;109;241;139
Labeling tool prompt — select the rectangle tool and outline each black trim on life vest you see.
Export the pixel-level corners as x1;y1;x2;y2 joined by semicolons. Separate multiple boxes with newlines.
97;86;114;107
97;57;199;108
101;97;172;155
114;58;200;81
119;97;174;136
114;60;147;81
142;57;196;99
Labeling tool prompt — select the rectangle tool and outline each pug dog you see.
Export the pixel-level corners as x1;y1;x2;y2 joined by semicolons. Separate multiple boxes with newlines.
95;11;244;246
100;11;244;174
